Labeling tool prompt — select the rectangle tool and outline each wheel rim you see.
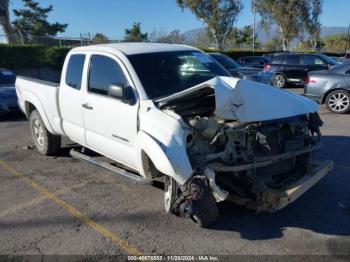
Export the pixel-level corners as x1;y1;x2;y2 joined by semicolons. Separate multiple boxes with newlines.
328;93;350;112
33;119;45;146
273;75;285;87
164;176;172;212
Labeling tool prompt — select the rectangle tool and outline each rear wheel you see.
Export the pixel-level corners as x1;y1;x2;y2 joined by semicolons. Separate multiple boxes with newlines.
325;90;350;114
272;73;286;88
30;110;61;155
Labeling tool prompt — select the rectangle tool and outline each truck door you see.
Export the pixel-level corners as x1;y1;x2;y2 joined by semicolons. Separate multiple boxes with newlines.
82;54;139;169
59;54;87;146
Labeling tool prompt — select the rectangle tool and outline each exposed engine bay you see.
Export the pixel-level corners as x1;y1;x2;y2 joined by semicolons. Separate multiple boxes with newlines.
156;77;333;227
160;85;326;213
184;112;323;212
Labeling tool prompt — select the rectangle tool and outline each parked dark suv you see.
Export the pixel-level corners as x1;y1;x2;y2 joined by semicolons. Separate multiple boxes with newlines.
237;56;270;69
265;53;340;88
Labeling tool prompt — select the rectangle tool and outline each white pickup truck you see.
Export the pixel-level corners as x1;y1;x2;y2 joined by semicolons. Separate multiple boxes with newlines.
16;43;333;227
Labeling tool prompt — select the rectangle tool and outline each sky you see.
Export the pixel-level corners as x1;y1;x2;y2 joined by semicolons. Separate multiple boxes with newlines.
4;0;350;39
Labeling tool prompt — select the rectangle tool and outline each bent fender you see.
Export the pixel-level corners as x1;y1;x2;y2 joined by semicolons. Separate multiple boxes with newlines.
135;131;192;185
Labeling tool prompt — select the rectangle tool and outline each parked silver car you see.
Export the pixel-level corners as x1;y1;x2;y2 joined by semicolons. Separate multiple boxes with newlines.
304;63;350;114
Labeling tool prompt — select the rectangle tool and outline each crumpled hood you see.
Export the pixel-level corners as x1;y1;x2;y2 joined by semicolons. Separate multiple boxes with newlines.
156;76;319;122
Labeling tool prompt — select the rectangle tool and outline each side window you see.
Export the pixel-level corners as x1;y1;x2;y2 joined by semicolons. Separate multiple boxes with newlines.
88;55;128;96
303;55;325;65
285;55;301;64
345;69;350;75
273;56;284;64
246;58;254;63
65;54;86;90
315;58;325;65
257;58;265;64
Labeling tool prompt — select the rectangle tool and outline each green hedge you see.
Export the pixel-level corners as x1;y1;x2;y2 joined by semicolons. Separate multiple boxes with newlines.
0;44;344;71
0;44;71;70
44;46;71;70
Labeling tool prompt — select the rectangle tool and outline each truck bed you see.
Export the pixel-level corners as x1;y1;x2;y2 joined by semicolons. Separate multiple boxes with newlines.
15;76;64;135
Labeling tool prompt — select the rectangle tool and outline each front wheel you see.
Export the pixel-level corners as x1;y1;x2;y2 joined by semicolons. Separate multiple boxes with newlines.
29;110;61;155
325;90;350;114
272;73;286;88
164;176;179;213
191;186;220;228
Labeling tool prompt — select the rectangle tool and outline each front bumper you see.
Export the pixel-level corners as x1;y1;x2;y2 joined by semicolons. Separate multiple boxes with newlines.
262;160;333;212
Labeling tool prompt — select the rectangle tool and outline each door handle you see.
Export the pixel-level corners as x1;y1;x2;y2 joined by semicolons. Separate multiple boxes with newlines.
82;103;93;110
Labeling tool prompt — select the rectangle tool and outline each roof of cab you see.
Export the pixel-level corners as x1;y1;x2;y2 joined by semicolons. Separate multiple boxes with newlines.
72;42;197;55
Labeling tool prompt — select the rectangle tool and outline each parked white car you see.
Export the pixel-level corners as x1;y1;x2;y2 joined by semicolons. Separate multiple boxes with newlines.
16;43;333;227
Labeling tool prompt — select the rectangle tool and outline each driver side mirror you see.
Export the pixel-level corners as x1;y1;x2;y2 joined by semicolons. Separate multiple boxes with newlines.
108;84;124;99
108;84;137;105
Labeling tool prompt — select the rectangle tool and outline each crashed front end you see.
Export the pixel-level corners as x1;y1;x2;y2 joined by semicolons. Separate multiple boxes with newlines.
185;113;332;212
157;77;333;213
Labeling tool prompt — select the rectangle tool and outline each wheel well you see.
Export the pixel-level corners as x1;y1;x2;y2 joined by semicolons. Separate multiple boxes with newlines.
273;72;286;78
140;150;164;179
24;101;36;117
321;88;350;104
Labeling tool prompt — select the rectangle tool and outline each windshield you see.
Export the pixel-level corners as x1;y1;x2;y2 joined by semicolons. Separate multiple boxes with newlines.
209;53;240;69
127;51;230;99
318;54;340;65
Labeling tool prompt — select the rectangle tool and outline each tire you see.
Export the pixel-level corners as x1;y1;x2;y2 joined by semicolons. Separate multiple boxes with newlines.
191;186;220;228
272;73;286;88
164;176;179;214
29;110;61;155
325;90;350;114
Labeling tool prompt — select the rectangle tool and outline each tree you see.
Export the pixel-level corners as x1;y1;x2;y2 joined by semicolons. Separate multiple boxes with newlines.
176;0;243;50
224;26;259;49
263;37;283;51
158;30;184;44
0;0;17;43
92;33;109;44
193;29;214;47
237;26;259;47
255;0;309;51
323;33;348;53
306;0;323;51
124;22;148;42
12;0;67;41
224;27;240;49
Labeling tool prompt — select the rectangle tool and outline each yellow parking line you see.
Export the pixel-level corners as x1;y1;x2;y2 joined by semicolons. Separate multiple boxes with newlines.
0;181;89;219
0;159;144;257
